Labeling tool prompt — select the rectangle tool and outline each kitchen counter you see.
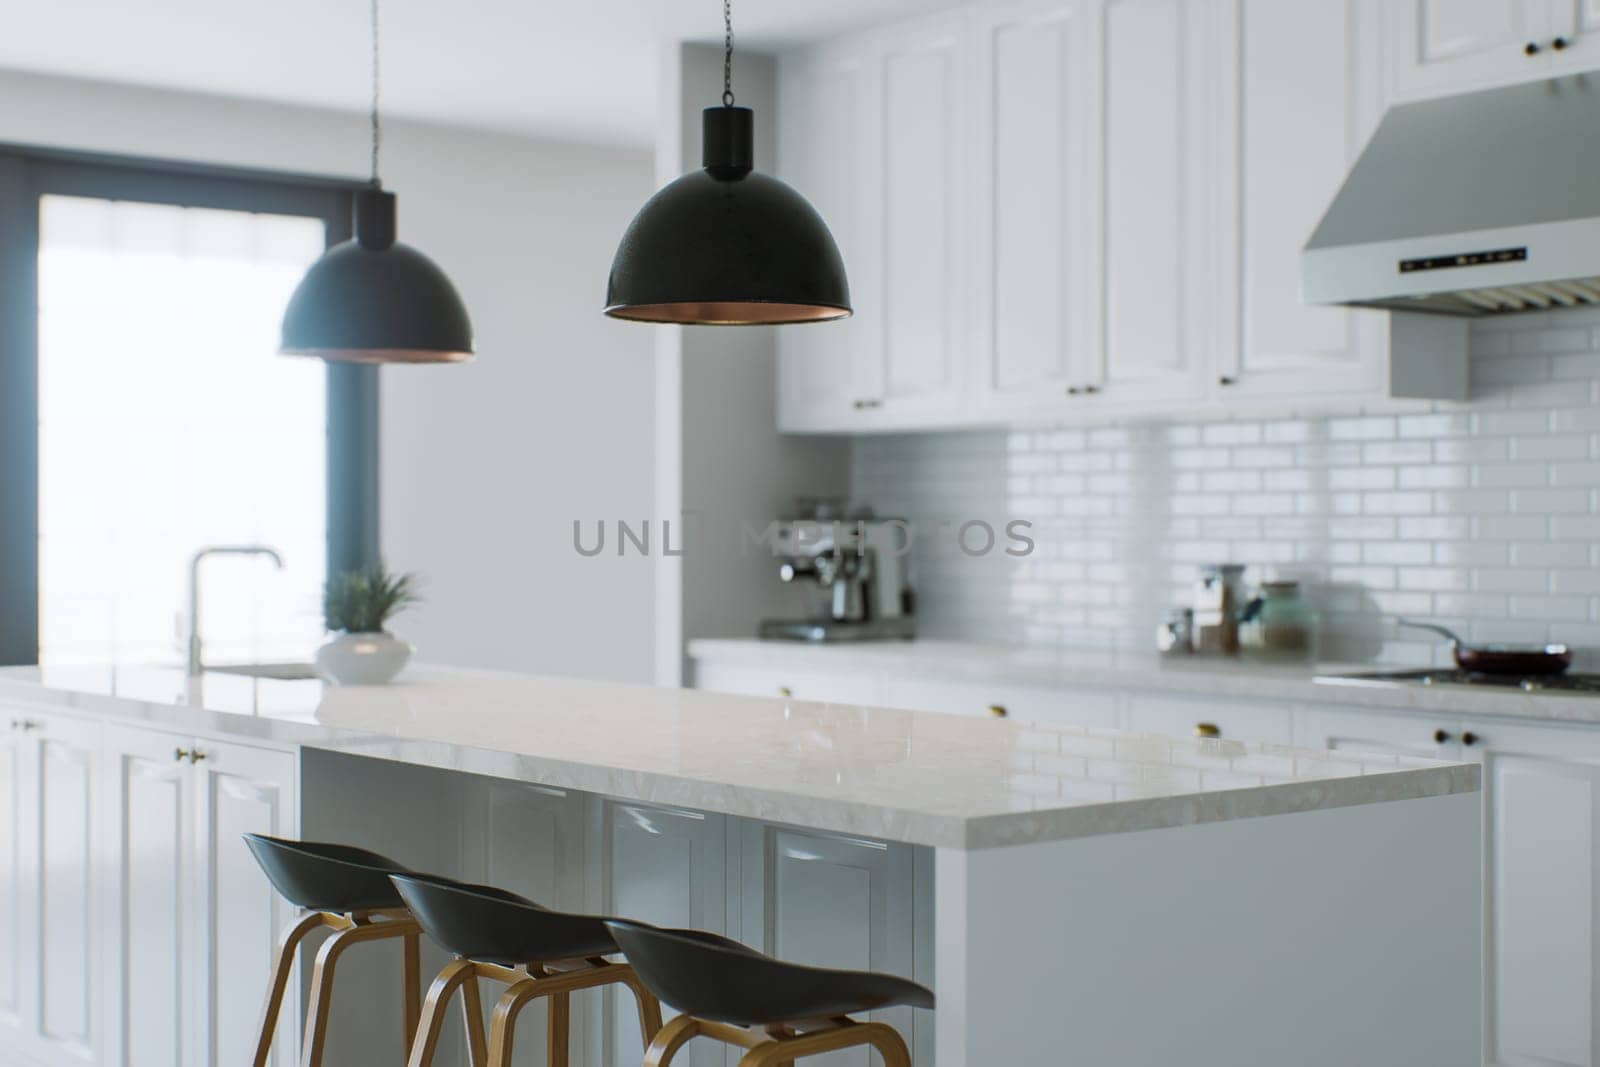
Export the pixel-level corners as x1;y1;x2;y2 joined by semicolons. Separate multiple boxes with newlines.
0;662;1473;850
689;637;1600;723
0;662;1481;1065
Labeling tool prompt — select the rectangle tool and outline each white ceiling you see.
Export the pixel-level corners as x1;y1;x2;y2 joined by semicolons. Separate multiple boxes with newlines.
0;0;961;148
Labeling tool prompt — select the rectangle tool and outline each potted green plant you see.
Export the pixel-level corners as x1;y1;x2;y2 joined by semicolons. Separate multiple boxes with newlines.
314;563;420;685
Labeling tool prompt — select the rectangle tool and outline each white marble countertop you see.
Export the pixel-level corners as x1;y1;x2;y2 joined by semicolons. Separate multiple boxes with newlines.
688;638;1600;724
0;663;1475;850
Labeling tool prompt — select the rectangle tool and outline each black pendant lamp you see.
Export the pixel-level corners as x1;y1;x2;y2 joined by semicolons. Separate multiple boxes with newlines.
605;0;851;325
281;0;472;363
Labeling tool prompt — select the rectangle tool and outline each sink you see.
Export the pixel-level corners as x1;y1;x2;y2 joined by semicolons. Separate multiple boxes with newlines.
206;662;321;681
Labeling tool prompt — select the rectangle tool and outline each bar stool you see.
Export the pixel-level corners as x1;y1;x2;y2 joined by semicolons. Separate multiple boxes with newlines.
391;873;663;1067
605;919;933;1066
242;834;422;1067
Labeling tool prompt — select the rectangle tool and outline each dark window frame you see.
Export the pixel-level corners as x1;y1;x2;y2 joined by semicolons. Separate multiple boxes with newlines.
0;143;378;666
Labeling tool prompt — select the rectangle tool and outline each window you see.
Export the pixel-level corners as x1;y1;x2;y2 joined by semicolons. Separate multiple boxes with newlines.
37;196;329;665
0;149;375;667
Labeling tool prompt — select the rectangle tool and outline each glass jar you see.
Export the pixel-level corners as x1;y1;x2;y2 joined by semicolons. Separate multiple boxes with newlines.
1238;581;1318;662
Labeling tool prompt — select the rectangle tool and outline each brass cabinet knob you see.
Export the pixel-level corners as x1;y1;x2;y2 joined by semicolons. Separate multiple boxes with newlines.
1525;40;1541;55
1194;722;1221;739
1554;36;1569;50
1433;728;1452;744
777;686;793;698
986;704;1008;719
174;747;191;762
1461;731;1479;747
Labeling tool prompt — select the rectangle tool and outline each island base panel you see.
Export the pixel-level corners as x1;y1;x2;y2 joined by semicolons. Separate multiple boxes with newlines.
935;791;1481;1066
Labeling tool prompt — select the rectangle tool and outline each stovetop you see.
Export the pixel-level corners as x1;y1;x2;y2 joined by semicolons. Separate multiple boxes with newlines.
1317;668;1600;694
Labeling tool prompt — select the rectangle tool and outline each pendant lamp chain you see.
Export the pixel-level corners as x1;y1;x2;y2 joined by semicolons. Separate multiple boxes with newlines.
369;0;383;186
722;0;735;107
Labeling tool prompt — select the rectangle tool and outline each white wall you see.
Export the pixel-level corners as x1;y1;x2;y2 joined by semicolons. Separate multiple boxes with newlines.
0;70;658;682
853;308;1600;667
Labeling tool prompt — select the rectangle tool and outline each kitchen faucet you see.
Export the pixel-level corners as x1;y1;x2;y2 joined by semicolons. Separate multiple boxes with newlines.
186;545;285;675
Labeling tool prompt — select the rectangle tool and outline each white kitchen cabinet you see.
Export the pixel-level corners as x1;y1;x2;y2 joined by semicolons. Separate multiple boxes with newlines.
776;14;970;433
776;48;878;434
738;824;923;1067
30;714;100;1067
1388;0;1600;101
968;0;1099;417
971;0;1216;419
0;715;29;1057
1294;703;1462;760
1467;719;1600;1067
0;708;103;1067
600;799;729;1067
1122;692;1293;746
100;725;298;1067
881;675;1120;728
693;660;887;706
1090;0;1218;410
1212;0;1394;403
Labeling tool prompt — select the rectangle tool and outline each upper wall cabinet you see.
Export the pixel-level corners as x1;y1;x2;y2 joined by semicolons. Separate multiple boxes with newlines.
777;14;970;433
776;0;1476;435
1389;0;1600;100
1213;0;1391;402
968;0;1099;417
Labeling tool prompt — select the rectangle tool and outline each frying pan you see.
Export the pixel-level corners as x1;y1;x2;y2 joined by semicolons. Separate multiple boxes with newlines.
1397;618;1572;676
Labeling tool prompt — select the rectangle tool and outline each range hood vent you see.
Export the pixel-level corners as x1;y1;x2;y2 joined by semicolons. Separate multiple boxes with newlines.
1302;76;1600;318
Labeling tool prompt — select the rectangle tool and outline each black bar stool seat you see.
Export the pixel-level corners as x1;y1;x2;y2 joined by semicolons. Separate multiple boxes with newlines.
606;919;933;1067
394;874;617;964
390;874;662;1067
243;833;412;912
242;834;423;1067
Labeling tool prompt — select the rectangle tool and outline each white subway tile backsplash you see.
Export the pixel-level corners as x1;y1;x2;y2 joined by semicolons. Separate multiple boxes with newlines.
851;316;1600;662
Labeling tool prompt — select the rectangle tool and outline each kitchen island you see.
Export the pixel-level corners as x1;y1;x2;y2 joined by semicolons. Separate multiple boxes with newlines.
0;664;1480;1067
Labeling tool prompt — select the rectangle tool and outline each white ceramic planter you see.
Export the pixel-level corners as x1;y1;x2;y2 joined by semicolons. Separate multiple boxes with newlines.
314;631;413;685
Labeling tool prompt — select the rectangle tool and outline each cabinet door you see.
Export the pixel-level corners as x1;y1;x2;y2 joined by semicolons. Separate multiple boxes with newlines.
1471;720;1600;1067
1216;0;1389;400
101;725;193;1067
1091;0;1214;409
866;16;968;425
776;49;876;433
739;826;919;1067
1389;0;1554;99
33;715;100;1067
969;0;1099;417
601;800;727;1067
477;782;587;1067
0;715;28;1055
1294;704;1461;760
192;740;297;1067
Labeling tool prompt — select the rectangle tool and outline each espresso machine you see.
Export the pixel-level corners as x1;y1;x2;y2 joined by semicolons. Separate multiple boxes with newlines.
758;503;916;642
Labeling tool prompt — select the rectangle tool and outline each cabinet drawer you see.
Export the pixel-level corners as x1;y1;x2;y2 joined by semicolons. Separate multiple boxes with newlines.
880;677;1119;729
1122;694;1293;746
692;662;886;706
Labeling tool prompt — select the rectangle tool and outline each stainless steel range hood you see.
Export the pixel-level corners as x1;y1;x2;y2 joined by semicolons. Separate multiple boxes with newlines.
1302;76;1600;317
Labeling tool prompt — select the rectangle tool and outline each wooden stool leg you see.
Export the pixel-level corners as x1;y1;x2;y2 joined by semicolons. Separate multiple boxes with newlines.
643;1014;702;1067
407;959;477;1067
861;1023;912;1067
486;979;543;1067
546;990;571;1067
300;920;416;1067
252;913;326;1067
402;930;422;1055
459;971;489;1067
